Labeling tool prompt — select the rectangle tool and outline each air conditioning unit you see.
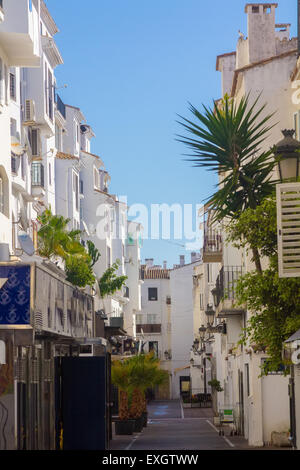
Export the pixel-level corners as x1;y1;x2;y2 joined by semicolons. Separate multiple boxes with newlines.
24;99;36;123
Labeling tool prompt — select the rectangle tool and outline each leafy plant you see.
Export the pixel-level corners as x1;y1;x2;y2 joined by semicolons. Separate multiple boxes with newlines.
208;379;224;392
227;198;300;374
99;259;127;297
65;254;95;287
177;93;278;272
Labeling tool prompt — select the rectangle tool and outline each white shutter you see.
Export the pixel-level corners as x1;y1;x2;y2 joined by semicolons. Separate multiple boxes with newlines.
277;183;300;277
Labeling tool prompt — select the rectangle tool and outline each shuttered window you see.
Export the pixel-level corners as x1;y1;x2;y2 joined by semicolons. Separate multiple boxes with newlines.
277;183;300;277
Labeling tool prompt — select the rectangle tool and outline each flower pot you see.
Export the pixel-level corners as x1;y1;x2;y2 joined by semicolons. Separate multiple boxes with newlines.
115;419;135;435
134;416;144;433
142;412;148;427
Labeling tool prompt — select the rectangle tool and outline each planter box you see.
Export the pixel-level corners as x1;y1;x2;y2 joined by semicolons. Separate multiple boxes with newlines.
142;412;148;427
134;416;144;433
182;403;191;408
115;419;135;435
191;403;201;408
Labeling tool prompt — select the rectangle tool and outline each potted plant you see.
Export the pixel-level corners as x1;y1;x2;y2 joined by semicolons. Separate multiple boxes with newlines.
128;352;169;429
191;394;201;408
111;360;135;435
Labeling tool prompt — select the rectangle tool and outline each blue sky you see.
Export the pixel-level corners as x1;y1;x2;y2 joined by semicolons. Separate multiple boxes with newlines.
49;0;297;267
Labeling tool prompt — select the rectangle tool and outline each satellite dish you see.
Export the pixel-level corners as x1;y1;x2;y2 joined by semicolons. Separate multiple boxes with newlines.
11;136;25;156
18;231;35;256
18;194;29;231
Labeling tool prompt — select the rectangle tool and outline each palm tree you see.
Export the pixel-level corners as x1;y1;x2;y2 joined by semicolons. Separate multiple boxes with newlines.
37;209;85;260
128;353;168;418
111;359;132;421
177;94;278;272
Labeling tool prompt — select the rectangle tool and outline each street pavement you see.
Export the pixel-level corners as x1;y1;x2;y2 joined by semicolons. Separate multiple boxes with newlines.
109;400;280;451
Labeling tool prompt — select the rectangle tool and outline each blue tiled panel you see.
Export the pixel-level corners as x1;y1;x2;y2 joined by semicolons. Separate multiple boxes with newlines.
0;265;31;325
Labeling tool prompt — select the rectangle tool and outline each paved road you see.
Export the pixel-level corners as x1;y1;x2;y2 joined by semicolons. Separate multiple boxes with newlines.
110;400;249;450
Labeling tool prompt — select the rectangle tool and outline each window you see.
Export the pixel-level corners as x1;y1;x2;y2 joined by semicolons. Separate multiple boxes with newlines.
44;62;48;115
252;6;259;13
10;72;16;100
200;293;204;309
94;167;100;189
30;128;40;156
4;65;8;104
55;124;61;150
245;364;250;396
48;70;53;120
148;287;158;301
73;172;79;210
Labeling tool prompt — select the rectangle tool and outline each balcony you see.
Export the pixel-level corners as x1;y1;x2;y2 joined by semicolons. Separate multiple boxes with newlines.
0;0;40;67
31;162;45;198
136;324;161;334
203;228;222;263
109;316;124;329
213;266;245;317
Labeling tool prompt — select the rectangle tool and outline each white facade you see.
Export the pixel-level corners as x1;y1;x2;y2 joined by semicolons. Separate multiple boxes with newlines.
201;2;297;447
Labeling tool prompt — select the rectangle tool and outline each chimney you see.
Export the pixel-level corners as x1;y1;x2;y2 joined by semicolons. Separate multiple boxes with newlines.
245;3;277;64
145;258;154;268
163;260;167;269
179;255;185;267
191;252;197;263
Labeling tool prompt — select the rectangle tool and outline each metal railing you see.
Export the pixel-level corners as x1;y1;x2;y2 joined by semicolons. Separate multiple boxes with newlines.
56;94;66;119
203;228;222;253
31;162;44;187
214;266;243;307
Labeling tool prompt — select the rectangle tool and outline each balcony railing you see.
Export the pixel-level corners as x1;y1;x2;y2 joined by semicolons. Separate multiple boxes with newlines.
31;162;44;187
110;316;124;329
56;94;66;119
136;324;161;334
214;266;243;307
203;228;222;263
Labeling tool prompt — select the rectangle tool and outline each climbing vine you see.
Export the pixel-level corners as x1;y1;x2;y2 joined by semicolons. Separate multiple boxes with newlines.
225;198;300;374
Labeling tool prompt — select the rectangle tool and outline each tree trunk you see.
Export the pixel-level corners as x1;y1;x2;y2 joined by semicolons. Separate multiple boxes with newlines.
251;246;262;274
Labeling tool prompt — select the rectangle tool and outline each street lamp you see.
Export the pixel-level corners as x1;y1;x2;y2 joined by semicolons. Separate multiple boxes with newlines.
199;325;206;341
274;130;300;182
205;304;215;327
211;287;219;308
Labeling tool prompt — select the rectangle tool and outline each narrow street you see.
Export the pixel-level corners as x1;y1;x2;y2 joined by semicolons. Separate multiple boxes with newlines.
110;400;258;451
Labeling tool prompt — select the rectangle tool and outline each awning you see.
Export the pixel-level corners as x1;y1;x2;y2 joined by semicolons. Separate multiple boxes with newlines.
285;329;300;343
174;365;190;374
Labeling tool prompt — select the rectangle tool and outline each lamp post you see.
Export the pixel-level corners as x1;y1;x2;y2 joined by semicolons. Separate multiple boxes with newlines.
274;128;300;448
274;130;300;182
205;304;215;327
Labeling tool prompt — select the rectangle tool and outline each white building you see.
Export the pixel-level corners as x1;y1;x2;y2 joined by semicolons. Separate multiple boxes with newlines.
200;2;297;447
